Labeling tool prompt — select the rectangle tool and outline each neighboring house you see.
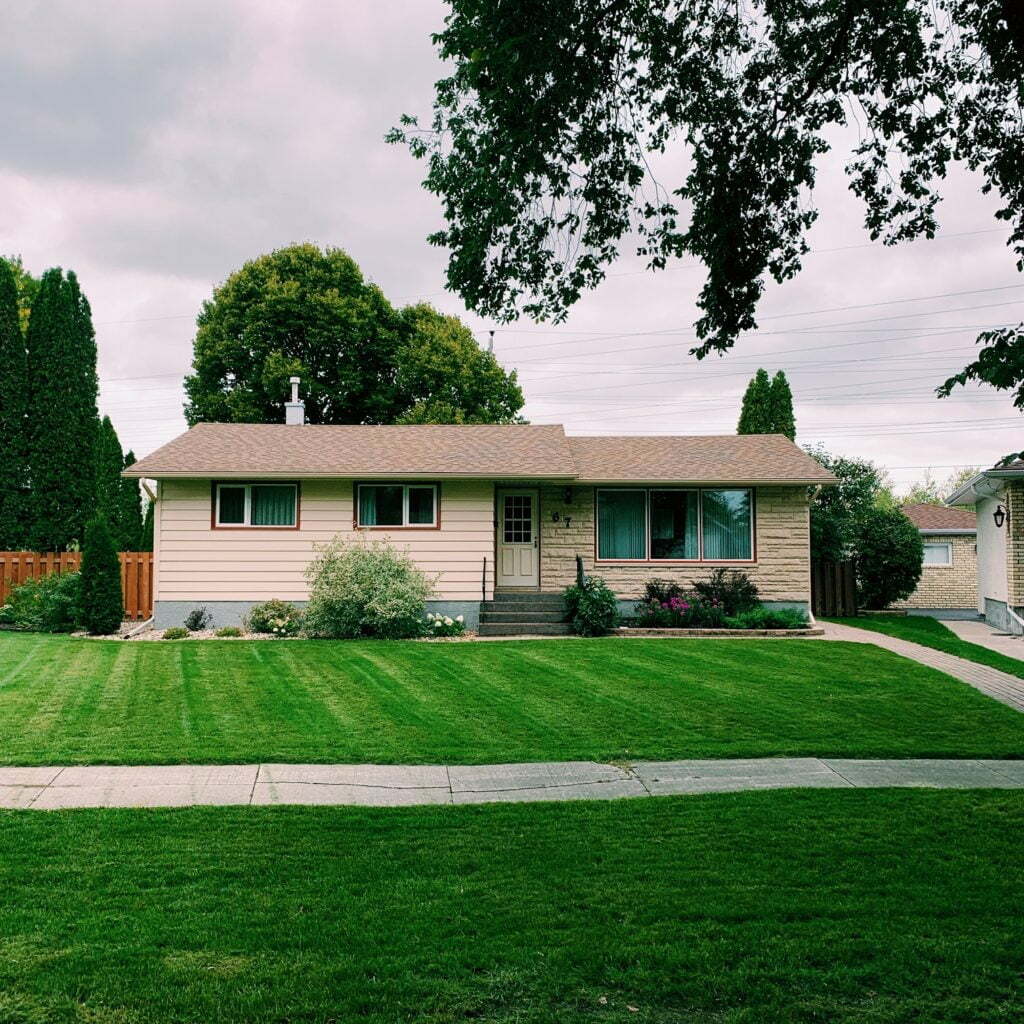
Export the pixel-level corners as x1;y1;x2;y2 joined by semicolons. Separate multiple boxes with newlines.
948;459;1024;634
125;401;835;632
894;503;978;617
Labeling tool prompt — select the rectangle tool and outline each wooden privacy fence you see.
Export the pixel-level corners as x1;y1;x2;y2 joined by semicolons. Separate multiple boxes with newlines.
0;551;153;621
811;560;857;618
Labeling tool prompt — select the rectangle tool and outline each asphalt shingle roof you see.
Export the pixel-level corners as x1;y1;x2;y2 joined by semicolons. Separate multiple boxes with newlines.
901;503;977;532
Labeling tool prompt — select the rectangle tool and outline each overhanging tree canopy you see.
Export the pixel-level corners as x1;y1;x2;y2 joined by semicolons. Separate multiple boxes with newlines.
391;1;1024;397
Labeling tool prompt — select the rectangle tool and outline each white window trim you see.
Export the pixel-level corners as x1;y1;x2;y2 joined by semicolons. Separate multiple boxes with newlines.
596;486;755;563
214;483;297;528
922;541;953;567
356;483;439;528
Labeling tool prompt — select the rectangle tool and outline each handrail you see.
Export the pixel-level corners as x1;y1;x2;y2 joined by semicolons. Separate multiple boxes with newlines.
576;554;585;587
482;556;487;602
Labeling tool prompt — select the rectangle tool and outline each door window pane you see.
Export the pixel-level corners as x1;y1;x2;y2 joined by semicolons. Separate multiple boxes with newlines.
503;495;533;543
701;489;752;560
359;485;403;526
218;486;245;524
598;490;647;559
650;490;699;559
408;487;436;525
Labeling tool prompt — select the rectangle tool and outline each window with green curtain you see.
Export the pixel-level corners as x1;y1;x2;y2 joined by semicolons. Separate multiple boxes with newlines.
359;485;403;526
218;486;245;524
701;489;752;560
598;490;647;559
650;490;699;559
408;487;436;524
251;485;296;526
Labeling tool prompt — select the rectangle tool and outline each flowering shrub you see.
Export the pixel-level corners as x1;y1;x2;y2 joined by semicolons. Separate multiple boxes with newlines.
425;612;465;637
244;599;304;637
693;568;760;616
303;537;435;639
635;577;806;629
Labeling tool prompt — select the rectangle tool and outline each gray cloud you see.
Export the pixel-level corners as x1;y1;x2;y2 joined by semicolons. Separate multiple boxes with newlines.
1;0;1021;489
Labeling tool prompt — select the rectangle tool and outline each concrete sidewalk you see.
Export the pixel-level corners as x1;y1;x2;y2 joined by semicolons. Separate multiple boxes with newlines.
2;758;1023;809
943;619;1024;661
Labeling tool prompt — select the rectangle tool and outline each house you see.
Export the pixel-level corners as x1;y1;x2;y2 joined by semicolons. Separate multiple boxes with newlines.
893;503;978;617
125;402;835;633
947;459;1024;634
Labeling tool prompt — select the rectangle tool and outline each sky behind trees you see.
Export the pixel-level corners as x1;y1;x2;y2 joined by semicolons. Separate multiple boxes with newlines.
1;0;1020;490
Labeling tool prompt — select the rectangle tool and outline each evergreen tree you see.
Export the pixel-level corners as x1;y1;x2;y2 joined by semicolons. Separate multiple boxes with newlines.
140;498;154;552
768;370;796;440
79;515;123;635
94;416;123;534
0;259;29;548
25;269;99;551
736;369;773;434
118;451;144;551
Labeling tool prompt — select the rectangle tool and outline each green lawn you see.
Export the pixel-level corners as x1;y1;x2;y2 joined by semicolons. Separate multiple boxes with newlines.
1;632;1024;764
830;615;1024;680
0;791;1021;1022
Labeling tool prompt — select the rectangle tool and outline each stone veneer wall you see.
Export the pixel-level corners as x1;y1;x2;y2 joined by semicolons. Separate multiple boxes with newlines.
1007;479;1024;613
536;484;811;602
894;533;977;610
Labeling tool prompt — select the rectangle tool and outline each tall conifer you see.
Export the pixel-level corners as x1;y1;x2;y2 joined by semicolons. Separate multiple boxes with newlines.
0;259;29;548
118;450;144;550
25;269;99;550
736;368;773;434
768;370;796;440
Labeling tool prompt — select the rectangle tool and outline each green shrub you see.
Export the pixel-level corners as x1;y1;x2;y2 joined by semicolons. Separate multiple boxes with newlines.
184;606;212;631
425;612;465;637
80;517;124;635
854;505;924;609
563;575;619;636
162;626;190;640
0;572;81;632
723;607;809;630
692;568;760;616
214;626;243;638
303;538;434;639
244;599;303;637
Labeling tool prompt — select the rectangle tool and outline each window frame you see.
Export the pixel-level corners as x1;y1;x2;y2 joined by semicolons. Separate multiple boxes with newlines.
211;481;300;530
922;541;953;567
354;482;441;530
595;486;756;564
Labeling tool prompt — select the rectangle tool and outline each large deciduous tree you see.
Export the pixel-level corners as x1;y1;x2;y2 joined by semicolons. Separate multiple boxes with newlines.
184;244;523;426
25;269;99;551
0;258;29;548
391;1;1024;396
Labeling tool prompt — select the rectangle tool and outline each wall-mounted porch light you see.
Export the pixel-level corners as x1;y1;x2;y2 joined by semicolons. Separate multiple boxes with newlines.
994;504;1007;529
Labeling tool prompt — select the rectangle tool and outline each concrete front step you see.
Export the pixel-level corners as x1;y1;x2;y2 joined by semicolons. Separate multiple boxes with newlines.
488;592;566;607
480;609;567;624
477;622;573;637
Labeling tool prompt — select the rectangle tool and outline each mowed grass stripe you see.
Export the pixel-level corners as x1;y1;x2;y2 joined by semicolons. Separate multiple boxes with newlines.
1;632;1023;765
0;791;1022;1022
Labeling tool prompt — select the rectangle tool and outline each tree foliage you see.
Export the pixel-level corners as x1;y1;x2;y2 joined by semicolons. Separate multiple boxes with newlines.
118;451;145;551
25;269;99;551
184;244;523;426
805;446;894;563
140;499;154;552
901;466;981;506
79;515;123;635
737;368;795;438
0;258;29;548
95;419;144;551
392;0;1024;387
853;504;924;609
1;255;39;335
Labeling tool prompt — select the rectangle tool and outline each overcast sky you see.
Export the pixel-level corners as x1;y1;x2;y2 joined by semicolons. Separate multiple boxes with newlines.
2;0;1021;493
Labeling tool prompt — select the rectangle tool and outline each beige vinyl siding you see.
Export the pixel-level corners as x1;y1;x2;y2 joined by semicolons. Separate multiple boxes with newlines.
154;478;494;602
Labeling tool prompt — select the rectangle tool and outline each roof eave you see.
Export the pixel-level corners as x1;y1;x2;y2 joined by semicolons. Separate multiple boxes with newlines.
123;469;579;481
919;527;976;536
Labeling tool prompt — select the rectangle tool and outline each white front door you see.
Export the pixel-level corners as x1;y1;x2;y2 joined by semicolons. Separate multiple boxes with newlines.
496;490;539;588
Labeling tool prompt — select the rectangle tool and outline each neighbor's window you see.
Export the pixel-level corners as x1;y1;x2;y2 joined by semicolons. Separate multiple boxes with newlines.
215;483;297;527
357;484;437;527
922;542;952;566
596;488;753;561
